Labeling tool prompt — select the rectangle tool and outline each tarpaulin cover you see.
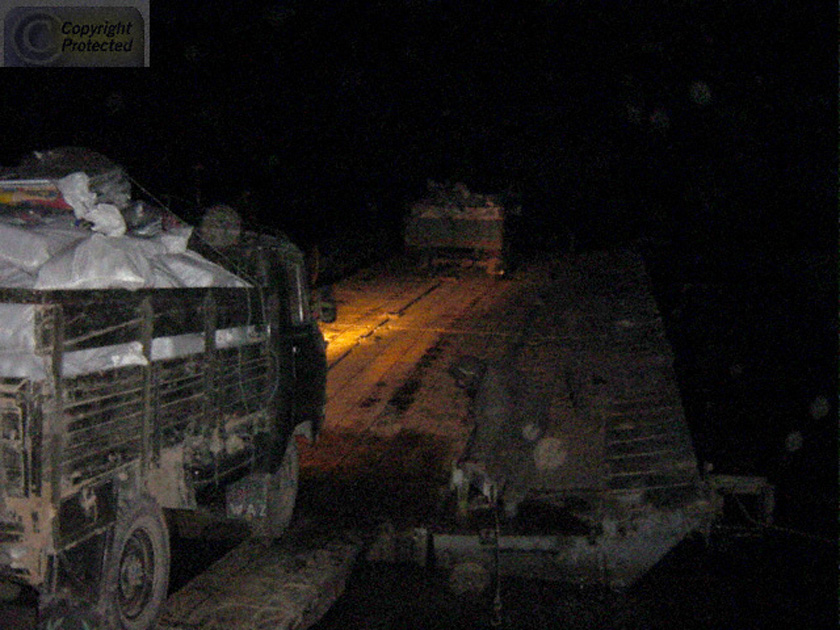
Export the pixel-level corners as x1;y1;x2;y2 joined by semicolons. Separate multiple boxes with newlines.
0;148;254;378
0;147;248;290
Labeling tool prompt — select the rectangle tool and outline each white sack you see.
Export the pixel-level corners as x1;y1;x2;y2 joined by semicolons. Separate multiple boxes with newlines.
159;226;192;254
150;333;204;361
62;341;148;376
0;352;46;380
0;215;91;275
216;325;259;348
56;172;126;237
156;251;249;288
0;261;35;288
0;209;249;290
148;259;184;288
56;172;96;214
0;305;37;351
35;233;154;290
0;219;52;272
32;216;91;256
84;203;126;237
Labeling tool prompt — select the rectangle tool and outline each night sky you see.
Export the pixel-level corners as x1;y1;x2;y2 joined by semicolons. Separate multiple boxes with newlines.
1;2;834;246
1;0;837;528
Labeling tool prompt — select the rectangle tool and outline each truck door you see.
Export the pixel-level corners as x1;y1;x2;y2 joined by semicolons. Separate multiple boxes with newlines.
283;258;327;435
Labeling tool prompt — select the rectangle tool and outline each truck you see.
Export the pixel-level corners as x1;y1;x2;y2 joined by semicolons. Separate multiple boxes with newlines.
0;149;327;629
404;181;511;275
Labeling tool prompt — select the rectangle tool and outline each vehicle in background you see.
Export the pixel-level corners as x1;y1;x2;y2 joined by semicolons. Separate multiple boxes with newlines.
404;181;515;275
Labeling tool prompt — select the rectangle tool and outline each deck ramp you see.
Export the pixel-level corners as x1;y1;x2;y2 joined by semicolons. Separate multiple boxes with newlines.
157;250;715;628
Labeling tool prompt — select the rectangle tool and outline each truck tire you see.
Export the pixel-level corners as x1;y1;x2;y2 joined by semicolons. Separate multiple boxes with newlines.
99;496;170;630
254;437;299;541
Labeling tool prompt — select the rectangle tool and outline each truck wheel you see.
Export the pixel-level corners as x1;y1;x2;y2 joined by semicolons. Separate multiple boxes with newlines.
99;496;170;630
254;437;299;541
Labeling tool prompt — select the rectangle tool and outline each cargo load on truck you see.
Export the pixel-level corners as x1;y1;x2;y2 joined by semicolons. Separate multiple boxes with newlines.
0;147;247;292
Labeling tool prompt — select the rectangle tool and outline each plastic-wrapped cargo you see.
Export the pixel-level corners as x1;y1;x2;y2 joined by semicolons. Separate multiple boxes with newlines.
0;148;250;377
0;147;131;206
410;180;505;221
0;148;249;291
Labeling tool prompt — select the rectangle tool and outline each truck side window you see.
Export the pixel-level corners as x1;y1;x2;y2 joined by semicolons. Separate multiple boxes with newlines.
286;262;310;326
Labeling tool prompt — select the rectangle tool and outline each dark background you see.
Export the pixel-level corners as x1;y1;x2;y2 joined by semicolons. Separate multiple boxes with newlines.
2;2;834;250
1;1;836;625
